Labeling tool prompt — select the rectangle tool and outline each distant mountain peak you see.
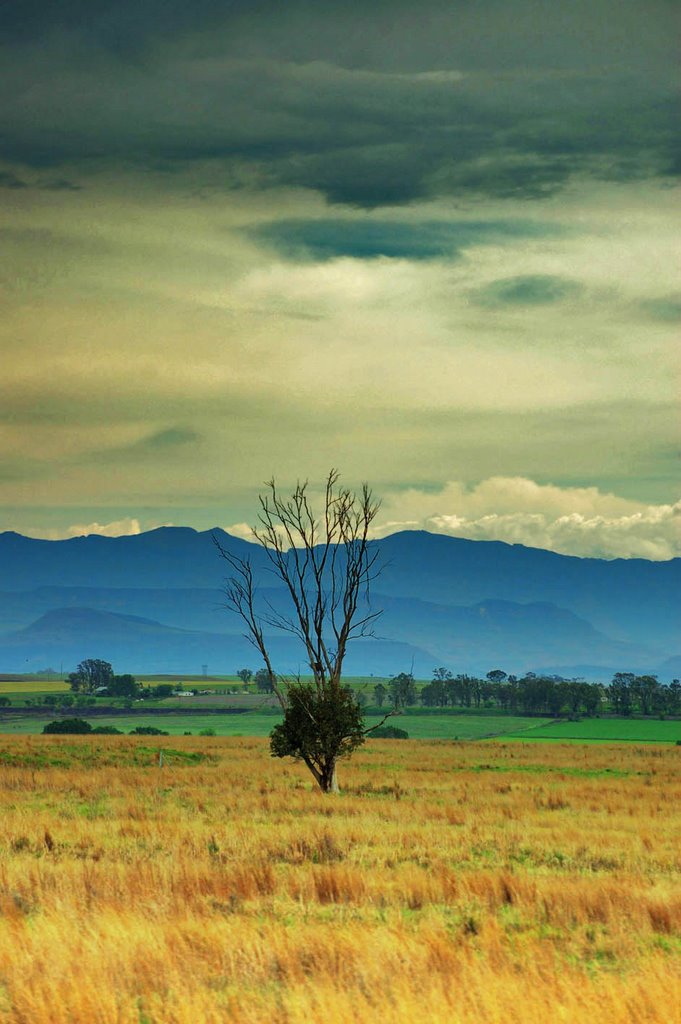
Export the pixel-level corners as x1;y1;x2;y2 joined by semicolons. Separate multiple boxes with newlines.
23;607;165;632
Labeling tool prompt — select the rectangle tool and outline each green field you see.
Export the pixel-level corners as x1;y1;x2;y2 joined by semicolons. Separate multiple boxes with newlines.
0;683;677;742
0;711;553;739
505;717;680;743
0;712;274;737
377;713;552;739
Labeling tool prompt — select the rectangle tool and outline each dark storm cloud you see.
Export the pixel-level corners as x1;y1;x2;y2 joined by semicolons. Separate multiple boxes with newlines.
0;170;28;189
41;178;82;191
470;275;584;308
89;427;203;466
252;218;565;261
0;170;81;190
639;296;681;323
139;428;202;451
0;0;677;207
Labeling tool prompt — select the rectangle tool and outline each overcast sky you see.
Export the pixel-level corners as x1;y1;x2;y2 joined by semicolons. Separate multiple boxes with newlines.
1;0;679;558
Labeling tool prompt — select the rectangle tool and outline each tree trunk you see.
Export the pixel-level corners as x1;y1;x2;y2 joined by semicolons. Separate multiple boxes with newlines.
302;757;339;794
319;760;339;794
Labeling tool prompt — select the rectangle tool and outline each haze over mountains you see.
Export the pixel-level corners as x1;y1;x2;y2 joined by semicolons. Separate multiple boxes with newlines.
0;528;678;680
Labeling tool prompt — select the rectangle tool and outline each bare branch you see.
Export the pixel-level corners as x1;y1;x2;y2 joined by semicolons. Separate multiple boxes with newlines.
362;707;401;735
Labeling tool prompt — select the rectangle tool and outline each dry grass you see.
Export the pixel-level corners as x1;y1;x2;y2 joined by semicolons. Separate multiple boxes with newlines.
0;736;679;1023
0;680;69;694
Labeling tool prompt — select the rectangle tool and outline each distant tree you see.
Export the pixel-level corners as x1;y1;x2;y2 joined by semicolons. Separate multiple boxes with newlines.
0;697;10;708
91;725;124;734
236;668;253;684
373;682;387;707
255;668;275;693
632;675;659;716
486;669;507;684
450;674;476;707
667;680;681;715
68;659;114;694
610;672;635;715
129;726;168;735
424;668;452;707
581;683;603;716
148;684;174;699
389;672;416;708
432;667;453;684
108;674;140;699
43;718;92;734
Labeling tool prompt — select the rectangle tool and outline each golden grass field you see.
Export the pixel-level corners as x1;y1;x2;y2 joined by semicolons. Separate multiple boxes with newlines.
0;680;69;694
0;735;679;1024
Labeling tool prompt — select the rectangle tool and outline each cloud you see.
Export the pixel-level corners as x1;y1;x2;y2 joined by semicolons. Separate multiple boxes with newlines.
0;170;28;189
639;296;681;323
21;517;145;540
0;1;677;207
41;178;82;191
0;5;677;535
469;274;583;307
252;218;563;261
376;478;681;560
0;169;81;190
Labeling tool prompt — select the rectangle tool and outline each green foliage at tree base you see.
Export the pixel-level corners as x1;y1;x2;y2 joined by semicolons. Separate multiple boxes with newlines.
370;725;409;739
270;682;366;790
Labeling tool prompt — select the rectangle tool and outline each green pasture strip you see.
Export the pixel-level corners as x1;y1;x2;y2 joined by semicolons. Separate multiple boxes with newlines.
156;694;275;708
2;710;674;742
503;718;680;743
0;712;280;737
378;714;552;740
0;711;551;739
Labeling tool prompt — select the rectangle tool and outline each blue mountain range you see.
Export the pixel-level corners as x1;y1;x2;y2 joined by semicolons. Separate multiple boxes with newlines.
0;528;678;680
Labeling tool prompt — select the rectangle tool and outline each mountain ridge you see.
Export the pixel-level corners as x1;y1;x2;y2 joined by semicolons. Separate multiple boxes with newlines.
0;528;678;678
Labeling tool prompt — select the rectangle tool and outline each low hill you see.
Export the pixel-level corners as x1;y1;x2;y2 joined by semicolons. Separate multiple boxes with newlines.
0;607;437;677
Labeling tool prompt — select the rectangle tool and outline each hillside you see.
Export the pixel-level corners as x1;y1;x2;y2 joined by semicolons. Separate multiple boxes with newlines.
0;528;678;677
0;607;436;677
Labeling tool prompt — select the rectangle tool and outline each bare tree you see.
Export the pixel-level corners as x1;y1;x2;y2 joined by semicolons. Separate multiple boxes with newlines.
214;469;394;792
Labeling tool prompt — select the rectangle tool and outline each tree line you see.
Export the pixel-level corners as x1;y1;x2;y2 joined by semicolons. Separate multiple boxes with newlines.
66;660;186;701
372;668;681;717
27;659;676;720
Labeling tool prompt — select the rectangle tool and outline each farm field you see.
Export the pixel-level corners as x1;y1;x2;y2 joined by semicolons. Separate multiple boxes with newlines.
0;735;678;1024
0;711;276;737
0;711;552;739
0;679;69;695
505;718;681;744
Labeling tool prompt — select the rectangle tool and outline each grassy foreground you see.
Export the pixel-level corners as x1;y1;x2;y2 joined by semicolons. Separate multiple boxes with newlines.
0;736;679;1023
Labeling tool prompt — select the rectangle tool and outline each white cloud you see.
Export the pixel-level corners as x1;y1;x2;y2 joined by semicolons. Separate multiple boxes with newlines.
222;521;257;543
376;477;681;560
22;518;146;540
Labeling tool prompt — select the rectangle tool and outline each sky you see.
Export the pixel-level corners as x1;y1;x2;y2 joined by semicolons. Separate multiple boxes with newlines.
1;0;679;559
